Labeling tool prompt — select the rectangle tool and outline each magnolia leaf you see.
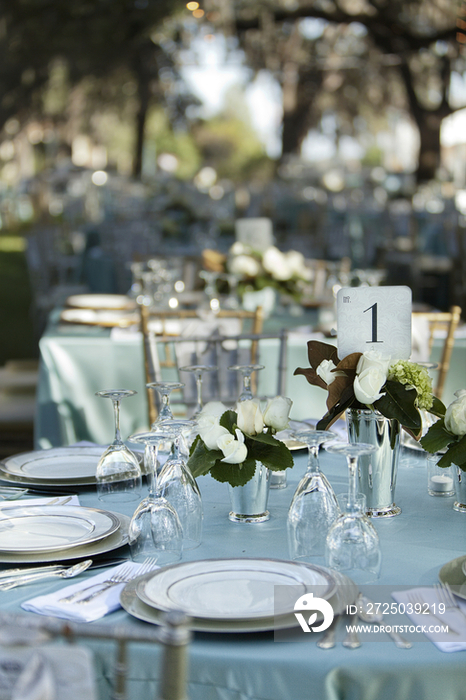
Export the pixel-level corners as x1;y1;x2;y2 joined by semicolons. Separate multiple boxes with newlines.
293;366;327;390
335;352;361;372
430;396;446;418
420;418;455;454
374;380;421;431
327;374;354;411
317;393;355;430
210;456;257;487
187;437;223;479
306;340;339;369
437;435;466;470
219;410;237;433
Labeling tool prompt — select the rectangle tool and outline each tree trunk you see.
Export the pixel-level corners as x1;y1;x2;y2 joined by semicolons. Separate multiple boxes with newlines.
415;112;443;183
133;70;150;179
281;65;322;158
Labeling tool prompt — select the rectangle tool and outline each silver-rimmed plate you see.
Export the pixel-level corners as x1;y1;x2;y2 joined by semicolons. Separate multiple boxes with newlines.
121;564;358;633
0;446;105;486
439;555;466;600
66;294;136;310
135;558;336;622
0;513;130;564
0;505;120;553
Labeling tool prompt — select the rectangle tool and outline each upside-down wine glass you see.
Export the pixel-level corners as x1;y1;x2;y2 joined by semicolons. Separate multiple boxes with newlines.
287;429;339;562
157;419;203;550
228;364;265;402
179;365;218;417
145;381;186;473
95;389;142;503
324;442;382;584
127;429;183;564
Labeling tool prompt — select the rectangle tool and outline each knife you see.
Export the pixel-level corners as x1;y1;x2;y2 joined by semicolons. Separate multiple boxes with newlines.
0;557;126;581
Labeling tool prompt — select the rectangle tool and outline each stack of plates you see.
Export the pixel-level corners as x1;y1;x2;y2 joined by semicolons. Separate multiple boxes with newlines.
0;504;130;565
66;294;137;311
120;558;358;633
0;446;105;488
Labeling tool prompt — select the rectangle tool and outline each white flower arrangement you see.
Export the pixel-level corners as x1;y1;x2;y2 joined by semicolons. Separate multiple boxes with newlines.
187;397;294;487
421;390;466;470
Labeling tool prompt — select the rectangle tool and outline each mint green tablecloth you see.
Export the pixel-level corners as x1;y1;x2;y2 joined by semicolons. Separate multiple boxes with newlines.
2;449;466;700
35;310;465;449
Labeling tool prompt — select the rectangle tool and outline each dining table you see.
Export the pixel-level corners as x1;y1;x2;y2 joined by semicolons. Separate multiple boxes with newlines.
2;442;466;700
34;304;466;450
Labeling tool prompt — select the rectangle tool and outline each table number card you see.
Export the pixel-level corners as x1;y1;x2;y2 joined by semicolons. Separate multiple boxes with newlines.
336;286;412;360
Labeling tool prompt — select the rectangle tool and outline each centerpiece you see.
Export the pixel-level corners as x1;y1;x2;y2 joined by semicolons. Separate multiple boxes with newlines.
294;340;442;516
187;397;294;522
421;390;466;511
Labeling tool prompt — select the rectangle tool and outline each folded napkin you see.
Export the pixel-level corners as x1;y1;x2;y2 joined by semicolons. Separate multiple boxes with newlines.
392;587;466;652
22;561;157;623
0;495;80;511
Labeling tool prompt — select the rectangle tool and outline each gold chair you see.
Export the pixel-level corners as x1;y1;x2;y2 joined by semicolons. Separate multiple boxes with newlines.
412;305;462;399
140;305;264;425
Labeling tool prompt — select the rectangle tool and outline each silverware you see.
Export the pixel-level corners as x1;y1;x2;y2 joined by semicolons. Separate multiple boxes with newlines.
435;582;466;624
316;614;341;649
407;592;460;636
0;559;93;590
60;558;157;604
0;487;29;500
0;557;124;581
357;594;412;649
342;613;361;649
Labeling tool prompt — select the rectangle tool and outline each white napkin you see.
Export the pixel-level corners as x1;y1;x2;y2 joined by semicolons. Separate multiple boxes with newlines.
22;561;156;623
0;495;80;511
392;587;466;652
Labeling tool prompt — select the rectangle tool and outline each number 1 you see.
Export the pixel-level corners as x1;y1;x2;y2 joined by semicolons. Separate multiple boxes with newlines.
364;303;382;343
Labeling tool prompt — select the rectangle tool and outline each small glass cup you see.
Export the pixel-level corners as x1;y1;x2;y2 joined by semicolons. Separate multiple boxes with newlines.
426;453;455;497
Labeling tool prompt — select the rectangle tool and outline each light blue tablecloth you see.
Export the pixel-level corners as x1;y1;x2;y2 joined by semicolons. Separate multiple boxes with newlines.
34;309;465;449
2;448;466;700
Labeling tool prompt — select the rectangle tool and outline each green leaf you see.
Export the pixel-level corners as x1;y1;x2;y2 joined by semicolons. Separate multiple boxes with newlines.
210;456;257;486
245;434;294;471
219;410;237;433
316;393;355;430
430;396;446;418
437;435;466;469
374;380;421;431
187;437;223;479
420;419;454;454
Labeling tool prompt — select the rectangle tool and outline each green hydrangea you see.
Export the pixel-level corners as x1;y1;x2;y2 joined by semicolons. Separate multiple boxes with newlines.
388;360;434;410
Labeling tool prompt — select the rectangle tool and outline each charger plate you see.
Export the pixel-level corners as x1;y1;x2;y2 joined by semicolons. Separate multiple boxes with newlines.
121;562;358;633
0;505;120;553
439;555;466;600
0;513;130;564
0;446;105;487
66;294;136;310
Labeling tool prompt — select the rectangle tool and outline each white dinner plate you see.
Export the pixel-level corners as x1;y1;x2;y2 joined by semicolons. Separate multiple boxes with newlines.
0;505;120;553
439;555;466;600
136;558;336;621
66;294;137;310
0;513;130;564
60;308;139;327
0;446;104;486
121;565;358;633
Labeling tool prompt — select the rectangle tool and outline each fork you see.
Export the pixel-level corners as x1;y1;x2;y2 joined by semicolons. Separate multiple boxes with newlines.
407;592;460;635
59;558;156;604
435;582;466;624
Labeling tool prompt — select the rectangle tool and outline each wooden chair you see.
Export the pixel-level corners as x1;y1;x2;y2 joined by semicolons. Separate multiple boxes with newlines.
412;305;462;399
140;305;264;425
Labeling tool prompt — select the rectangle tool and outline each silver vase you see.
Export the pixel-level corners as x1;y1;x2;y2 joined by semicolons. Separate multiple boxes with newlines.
346;408;401;518
453;465;466;512
228;463;271;522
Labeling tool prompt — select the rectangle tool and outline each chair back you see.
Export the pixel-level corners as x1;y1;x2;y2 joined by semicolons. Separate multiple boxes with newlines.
412;305;462;399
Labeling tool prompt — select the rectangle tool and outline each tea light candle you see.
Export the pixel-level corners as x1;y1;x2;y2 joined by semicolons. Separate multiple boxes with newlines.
429;474;454;493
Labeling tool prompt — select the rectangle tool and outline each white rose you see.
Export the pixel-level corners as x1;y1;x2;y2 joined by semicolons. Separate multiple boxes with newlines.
354;367;386;404
263;396;292;431
316;359;344;386
198;416;230;450
262;247;293;281
199;401;228;419
285;251;312;280
236;398;264;436
357;350;390;376
229;254;261;278
445;391;466;436
230;241;247;256
218;429;248;464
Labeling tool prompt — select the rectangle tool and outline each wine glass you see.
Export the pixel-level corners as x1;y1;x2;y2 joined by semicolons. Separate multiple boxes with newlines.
127;429;183;565
324;442;382;583
228;364;265;402
157;419;203;550
179;365;218;417
147;381;185;428
287;429;339;562
95;389;142;503
198;270;221;318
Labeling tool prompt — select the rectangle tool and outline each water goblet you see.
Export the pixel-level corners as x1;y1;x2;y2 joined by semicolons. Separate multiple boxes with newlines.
287;429;339;562
228;364;265;402
157;419;203;550
145;381;186;469
179;365;218;417
127;429;183;565
324;442;381;583
95;389;142;503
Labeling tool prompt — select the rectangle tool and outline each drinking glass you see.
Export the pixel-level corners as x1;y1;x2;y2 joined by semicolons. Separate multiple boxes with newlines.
324;442;382;583
127;429;183;565
228;364;265;402
198;270;221;317
147;381;185;428
95;389;142;503
287;429;339;561
157;419;203;549
179;365;218;417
